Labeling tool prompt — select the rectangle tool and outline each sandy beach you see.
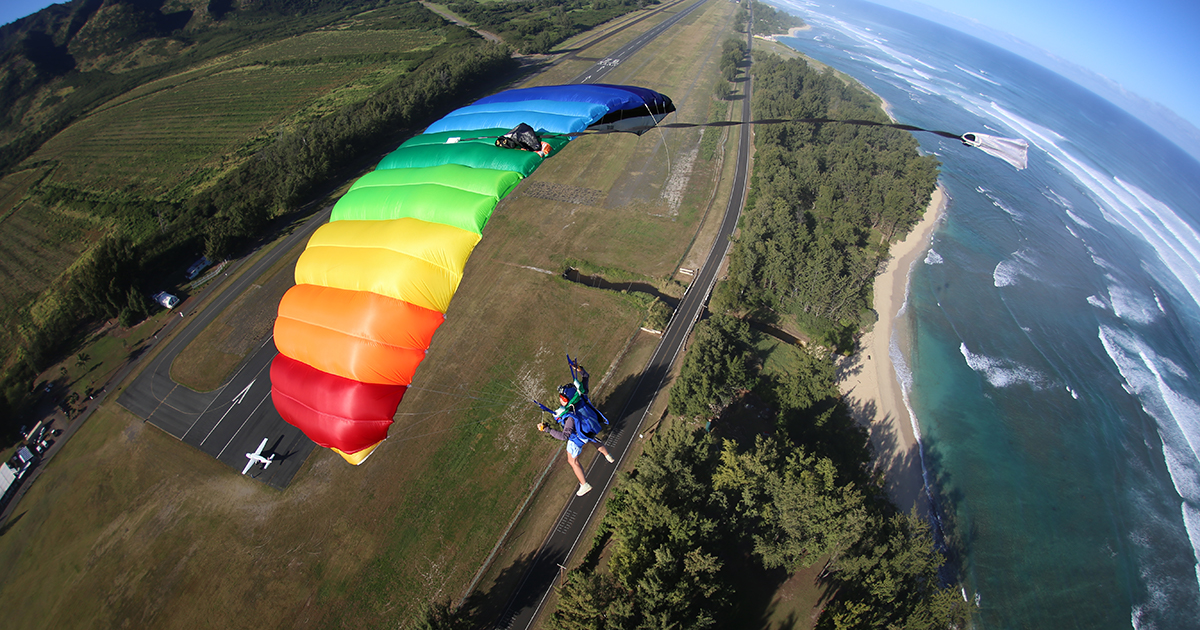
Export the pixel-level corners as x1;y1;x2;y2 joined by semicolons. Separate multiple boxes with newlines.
756;25;812;43
838;184;947;515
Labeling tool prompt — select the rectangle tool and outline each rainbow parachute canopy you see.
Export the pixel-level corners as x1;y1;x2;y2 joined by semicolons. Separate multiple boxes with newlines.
270;84;675;464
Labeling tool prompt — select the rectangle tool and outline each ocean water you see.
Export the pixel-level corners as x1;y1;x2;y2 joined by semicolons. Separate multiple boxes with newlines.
770;1;1200;627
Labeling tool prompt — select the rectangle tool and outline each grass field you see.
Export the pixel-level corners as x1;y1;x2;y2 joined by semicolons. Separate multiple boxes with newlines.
0;1;837;628
26;13;452;199
32;62;383;199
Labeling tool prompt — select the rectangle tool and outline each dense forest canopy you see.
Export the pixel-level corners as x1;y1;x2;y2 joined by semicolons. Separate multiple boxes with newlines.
727;52;940;347
741;0;805;37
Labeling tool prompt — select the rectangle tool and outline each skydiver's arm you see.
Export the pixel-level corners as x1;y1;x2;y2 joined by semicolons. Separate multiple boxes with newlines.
546;415;575;442
576;366;589;393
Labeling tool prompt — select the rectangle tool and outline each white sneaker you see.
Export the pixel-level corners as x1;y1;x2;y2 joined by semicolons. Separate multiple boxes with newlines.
576;482;592;496
604;453;615;463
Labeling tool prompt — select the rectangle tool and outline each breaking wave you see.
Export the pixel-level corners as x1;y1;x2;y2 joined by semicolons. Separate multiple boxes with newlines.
960;343;1052;389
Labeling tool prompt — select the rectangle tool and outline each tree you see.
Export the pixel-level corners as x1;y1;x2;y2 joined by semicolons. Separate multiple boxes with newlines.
779;347;838;411
409;599;470;630
550;570;635;630
646;298;672;331
668;314;756;418
713;80;731;101
713;437;867;572
119;286;151;327
826;510;972;630
752;451;868;570
602;423;729;628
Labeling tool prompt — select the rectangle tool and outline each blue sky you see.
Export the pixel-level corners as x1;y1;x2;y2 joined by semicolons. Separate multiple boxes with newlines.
1;1;64;29
4;0;1200;130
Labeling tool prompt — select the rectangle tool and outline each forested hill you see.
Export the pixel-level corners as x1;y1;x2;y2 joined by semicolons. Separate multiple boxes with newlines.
0;0;662;179
747;0;805;36
0;0;429;178
725;52;940;348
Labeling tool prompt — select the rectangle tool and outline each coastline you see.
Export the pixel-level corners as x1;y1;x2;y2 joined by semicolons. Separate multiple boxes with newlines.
756;25;812;43
837;184;947;515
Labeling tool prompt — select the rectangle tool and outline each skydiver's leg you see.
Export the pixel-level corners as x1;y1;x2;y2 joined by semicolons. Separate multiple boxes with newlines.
566;441;587;485
567;454;587;485
597;444;615;463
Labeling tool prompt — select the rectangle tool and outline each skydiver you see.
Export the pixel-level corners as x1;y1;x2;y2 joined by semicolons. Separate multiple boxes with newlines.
538;402;614;497
535;359;613;496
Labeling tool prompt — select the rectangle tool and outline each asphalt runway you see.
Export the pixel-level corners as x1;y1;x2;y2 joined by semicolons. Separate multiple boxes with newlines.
570;0;711;84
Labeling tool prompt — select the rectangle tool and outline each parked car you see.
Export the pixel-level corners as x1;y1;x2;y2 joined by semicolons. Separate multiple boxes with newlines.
151;291;180;309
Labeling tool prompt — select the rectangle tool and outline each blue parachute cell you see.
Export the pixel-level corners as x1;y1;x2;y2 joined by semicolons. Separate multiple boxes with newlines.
424;84;675;136
473;84;673;113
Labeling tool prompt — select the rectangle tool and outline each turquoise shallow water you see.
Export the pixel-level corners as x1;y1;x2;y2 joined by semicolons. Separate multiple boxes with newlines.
772;1;1200;627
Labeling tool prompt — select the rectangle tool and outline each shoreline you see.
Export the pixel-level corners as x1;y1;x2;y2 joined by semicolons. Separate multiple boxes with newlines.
756;25;812;43
837;184;947;515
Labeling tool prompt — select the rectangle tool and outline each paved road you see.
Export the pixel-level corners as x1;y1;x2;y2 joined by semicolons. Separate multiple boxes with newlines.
493;8;752;629
571;0;712;84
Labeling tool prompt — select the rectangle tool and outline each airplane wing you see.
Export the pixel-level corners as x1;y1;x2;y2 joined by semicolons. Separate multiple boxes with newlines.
243;438;270;474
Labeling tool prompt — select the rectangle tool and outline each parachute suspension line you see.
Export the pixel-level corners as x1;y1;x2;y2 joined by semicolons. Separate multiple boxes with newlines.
418;371;542;402
405;383;527;406
393;401;507;419
534;117;969;141
387;415;519;444
561;289;578;372
544;118;1025;169
650;102;671;176
391;401;532;441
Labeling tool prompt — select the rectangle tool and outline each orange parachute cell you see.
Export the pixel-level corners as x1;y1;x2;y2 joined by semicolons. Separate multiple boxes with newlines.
274;285;444;386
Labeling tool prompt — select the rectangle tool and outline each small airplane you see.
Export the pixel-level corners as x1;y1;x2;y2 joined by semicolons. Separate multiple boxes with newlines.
242;438;275;475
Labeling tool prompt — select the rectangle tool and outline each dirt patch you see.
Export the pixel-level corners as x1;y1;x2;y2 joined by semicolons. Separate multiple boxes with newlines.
520;181;607;206
660;137;700;216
